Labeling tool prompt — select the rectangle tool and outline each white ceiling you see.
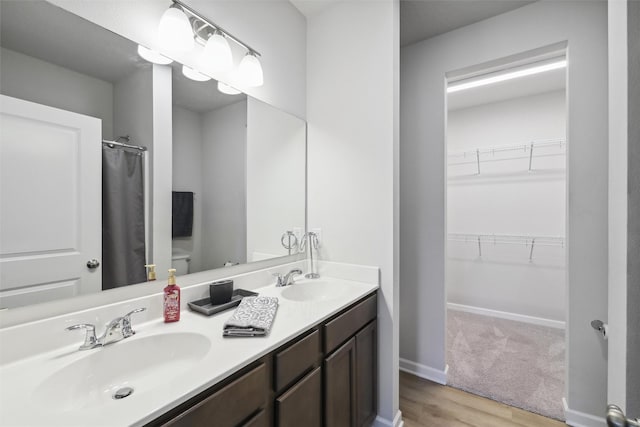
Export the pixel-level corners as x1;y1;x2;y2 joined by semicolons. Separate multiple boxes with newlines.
290;0;535;46
171;63;246;114
0;1;145;83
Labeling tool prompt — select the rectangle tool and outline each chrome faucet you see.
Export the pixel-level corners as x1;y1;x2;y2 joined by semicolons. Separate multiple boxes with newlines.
65;307;146;351
274;269;303;287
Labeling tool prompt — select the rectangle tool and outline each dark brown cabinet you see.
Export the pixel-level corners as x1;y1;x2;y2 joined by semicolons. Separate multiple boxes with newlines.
325;337;357;427
276;367;322;427
355;321;377;426
146;292;377;427
161;363;267;427
324;320;378;427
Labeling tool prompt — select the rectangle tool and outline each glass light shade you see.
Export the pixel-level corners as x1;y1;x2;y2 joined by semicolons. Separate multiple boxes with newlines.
200;33;232;73
217;81;241;95
158;7;194;52
137;45;173;65
238;53;264;87
182;65;211;82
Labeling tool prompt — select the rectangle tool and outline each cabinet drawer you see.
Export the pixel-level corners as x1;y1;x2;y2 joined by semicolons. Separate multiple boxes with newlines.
274;329;320;392
324;293;377;354
276;367;322;427
164;363;266;427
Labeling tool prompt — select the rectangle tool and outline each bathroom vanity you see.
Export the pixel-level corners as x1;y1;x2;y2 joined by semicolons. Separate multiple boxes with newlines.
148;292;377;427
0;267;379;427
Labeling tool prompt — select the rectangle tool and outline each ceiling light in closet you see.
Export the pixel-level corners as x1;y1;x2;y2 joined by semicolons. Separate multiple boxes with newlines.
447;59;567;93
218;82;241;95
158;4;194;52
182;65;211;82
137;45;173;65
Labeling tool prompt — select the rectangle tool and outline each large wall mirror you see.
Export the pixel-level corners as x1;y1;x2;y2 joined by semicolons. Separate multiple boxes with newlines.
0;1;306;311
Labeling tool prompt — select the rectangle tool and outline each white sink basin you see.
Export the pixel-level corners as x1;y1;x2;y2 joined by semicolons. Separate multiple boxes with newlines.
32;332;211;412
280;280;347;302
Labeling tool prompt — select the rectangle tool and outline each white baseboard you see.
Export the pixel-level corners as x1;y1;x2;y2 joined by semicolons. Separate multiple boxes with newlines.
447;302;566;329
399;358;448;385
373;410;403;427
563;398;606;427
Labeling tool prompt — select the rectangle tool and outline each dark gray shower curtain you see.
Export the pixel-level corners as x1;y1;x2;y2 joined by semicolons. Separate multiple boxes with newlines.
102;146;147;289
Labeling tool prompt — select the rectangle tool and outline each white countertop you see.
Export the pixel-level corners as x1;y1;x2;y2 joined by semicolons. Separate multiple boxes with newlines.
0;276;377;427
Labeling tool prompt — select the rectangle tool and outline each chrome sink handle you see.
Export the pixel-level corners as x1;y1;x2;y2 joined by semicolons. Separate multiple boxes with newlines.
273;272;286;287
122;307;146;338
65;324;98;350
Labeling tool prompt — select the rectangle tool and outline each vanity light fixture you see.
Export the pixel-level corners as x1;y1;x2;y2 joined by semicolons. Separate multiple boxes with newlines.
157;0;264;87
158;4;194;53
238;52;264;87
137;45;173;65
447;59;567;93
182;65;211;82
217;81;241;95
199;30;233;73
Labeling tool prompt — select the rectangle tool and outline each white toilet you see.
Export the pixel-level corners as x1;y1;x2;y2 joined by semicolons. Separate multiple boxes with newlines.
171;248;191;275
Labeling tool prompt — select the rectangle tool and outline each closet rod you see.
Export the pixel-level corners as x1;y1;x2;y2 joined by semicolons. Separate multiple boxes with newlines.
448;138;565;160
102;139;148;152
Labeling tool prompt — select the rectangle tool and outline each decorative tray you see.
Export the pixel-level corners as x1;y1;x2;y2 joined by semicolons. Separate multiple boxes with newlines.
188;289;258;316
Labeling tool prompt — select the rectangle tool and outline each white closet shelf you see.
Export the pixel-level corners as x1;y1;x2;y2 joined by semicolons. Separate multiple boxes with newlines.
448;233;565;260
448;138;566;174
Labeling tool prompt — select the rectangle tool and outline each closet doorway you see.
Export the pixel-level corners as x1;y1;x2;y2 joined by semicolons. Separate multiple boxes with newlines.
445;53;568;421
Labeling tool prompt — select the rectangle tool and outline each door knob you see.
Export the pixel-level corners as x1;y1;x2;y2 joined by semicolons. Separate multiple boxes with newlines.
86;259;100;270
606;404;640;427
591;319;608;340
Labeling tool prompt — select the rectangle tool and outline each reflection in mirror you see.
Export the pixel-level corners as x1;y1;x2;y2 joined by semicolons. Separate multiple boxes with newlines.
0;1;306;311
171;66;306;275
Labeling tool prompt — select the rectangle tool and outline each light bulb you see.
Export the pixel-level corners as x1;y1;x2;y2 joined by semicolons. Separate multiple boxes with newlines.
137;45;173;65
182;65;211;82
200;32;232;73
217;81;241;95
238;52;264;87
158;6;194;53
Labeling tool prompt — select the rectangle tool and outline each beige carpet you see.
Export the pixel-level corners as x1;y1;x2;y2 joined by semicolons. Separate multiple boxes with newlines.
446;309;565;420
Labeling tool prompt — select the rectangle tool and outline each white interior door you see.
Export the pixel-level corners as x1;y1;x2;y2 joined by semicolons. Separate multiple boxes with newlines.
0;95;101;309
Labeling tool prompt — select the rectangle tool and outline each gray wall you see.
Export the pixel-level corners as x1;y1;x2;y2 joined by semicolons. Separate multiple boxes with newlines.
201;100;248;270
306;1;400;423
172;105;204;273
400;0;608;418
627;0;640;415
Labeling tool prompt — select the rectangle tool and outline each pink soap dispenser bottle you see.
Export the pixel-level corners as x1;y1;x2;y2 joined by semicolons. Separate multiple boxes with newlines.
164;268;180;323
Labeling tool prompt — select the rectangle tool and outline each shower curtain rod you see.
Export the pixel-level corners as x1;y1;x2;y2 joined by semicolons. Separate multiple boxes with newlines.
102;139;148;152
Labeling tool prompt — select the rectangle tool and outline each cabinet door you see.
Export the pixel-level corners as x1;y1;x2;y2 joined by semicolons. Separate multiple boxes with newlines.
276;366;321;427
356;320;377;426
242;409;268;427
325;337;356;427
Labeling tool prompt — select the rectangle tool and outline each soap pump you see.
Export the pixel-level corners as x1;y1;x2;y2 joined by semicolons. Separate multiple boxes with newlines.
163;268;180;323
145;264;156;281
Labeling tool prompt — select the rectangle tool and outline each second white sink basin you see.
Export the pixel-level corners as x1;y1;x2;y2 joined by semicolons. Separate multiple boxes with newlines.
33;332;211;412
280;280;347;302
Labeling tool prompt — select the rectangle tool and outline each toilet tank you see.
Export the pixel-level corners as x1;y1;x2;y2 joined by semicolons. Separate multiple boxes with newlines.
171;248;191;275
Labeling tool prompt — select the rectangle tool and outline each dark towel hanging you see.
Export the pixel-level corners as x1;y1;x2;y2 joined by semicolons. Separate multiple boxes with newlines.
172;191;194;238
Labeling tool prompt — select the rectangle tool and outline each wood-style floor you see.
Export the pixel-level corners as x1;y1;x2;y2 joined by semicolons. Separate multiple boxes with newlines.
400;371;566;427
